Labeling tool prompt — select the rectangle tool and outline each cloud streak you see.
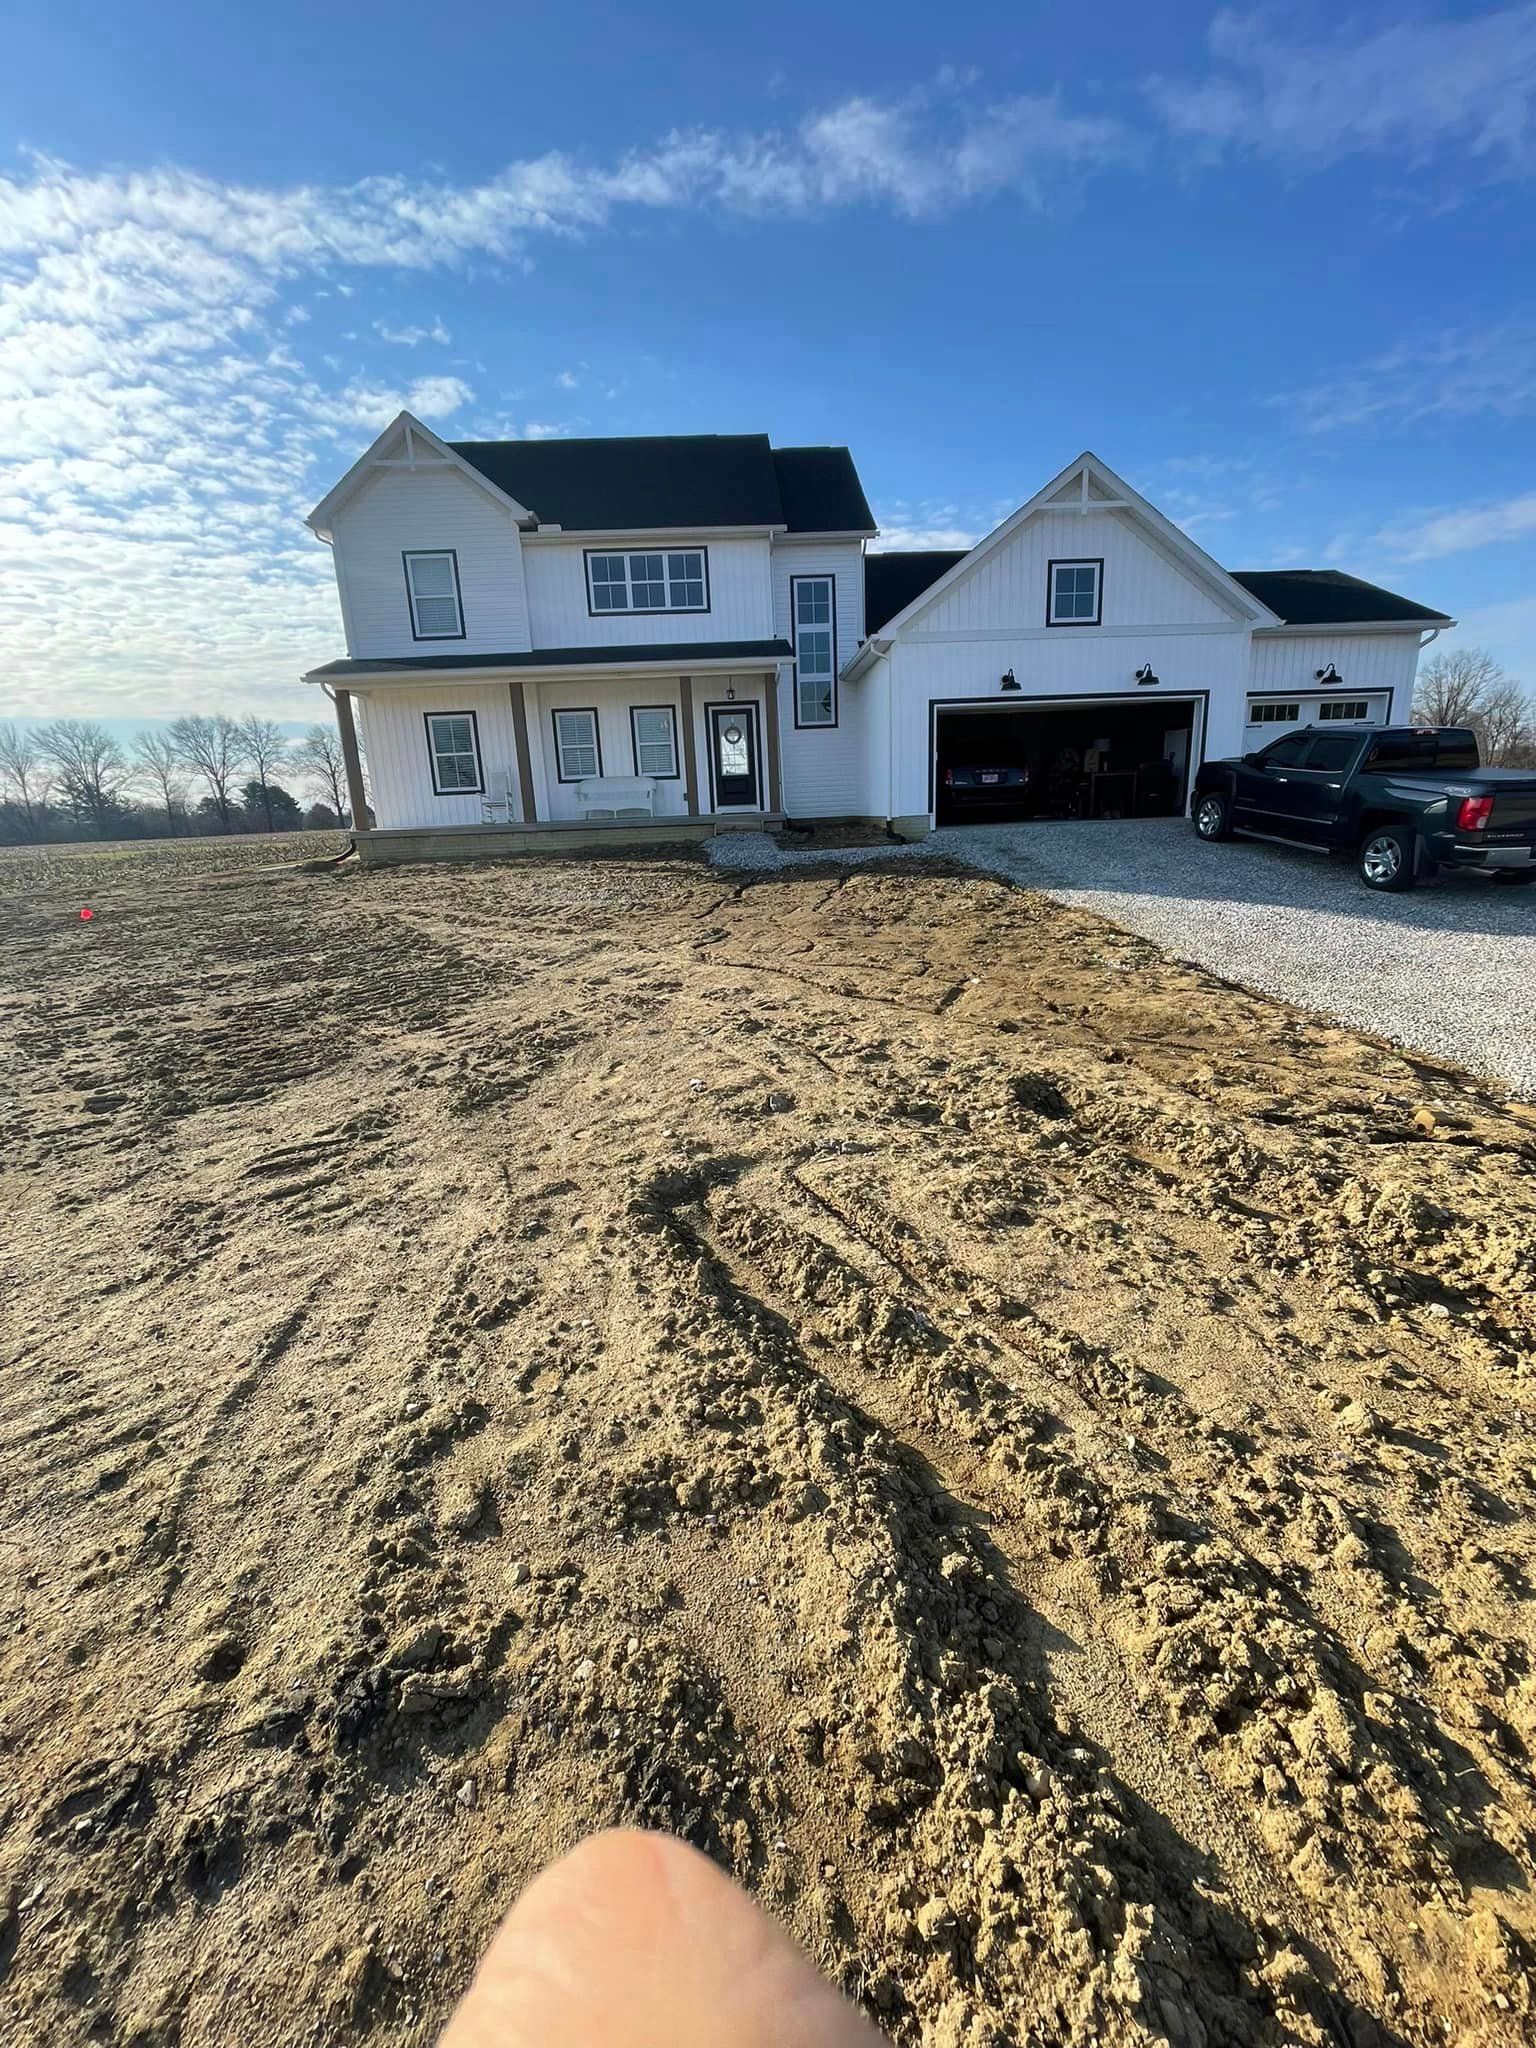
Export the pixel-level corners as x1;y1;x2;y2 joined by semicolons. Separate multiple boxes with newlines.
1148;4;1536;174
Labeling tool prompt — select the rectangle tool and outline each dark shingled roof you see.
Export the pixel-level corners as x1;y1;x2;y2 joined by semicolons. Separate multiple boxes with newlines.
771;446;875;534
864;549;970;633
307;640;793;681
1227;569;1452;627
865;553;1452;635
446;433;872;535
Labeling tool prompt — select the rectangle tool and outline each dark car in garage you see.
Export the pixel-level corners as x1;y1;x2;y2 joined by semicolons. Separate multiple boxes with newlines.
940;760;1033;808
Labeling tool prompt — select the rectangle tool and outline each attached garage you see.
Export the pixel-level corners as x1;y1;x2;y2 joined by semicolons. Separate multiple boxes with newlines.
1242;691;1390;752
933;694;1200;827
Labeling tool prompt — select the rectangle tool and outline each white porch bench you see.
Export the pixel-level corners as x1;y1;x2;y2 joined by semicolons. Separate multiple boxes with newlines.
573;776;657;821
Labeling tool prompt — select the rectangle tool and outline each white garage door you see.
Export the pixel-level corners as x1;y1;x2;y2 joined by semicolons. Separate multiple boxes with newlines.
1243;691;1389;752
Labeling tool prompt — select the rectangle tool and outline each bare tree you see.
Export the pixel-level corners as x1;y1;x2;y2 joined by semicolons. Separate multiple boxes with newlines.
1414;647;1505;727
131;730;189;834
170;714;248;832
34;720;130;835
1475;677;1536;768
240;715;292;831
295;722;349;822
0;720;54;836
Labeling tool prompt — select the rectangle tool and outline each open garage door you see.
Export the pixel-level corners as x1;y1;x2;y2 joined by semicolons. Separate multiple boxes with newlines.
934;696;1198;827
1243;691;1390;751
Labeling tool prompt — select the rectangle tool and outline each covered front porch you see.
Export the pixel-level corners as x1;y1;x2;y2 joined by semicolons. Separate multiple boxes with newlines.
306;640;791;858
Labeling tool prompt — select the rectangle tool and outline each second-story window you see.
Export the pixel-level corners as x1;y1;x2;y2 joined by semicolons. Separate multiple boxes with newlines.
1047;558;1102;626
586;550;709;615
404;550;465;640
792;575;836;727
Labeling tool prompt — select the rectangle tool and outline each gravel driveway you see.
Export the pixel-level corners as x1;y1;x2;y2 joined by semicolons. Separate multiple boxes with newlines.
711;817;1536;1099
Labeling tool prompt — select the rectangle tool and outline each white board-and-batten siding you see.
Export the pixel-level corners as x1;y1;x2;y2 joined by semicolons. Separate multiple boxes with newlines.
1248;632;1421;712
330;465;532;659
355;685;521;829
522;538;773;649
910;510;1236;638
772;539;870;817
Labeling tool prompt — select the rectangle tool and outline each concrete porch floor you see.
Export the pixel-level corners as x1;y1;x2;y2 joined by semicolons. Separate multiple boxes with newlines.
354;814;783;864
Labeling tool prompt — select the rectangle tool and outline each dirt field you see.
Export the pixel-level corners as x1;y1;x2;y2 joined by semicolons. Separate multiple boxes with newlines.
2;841;1534;2048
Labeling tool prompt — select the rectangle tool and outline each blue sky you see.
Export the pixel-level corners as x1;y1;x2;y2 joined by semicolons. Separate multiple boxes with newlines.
2;0;1534;728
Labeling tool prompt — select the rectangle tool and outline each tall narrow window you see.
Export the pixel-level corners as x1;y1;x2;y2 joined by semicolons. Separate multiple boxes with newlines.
585;550;709;614
404;551;465;639
424;711;482;794
1047;558;1102;626
552;708;601;781
630;705;679;779
792;575;836;727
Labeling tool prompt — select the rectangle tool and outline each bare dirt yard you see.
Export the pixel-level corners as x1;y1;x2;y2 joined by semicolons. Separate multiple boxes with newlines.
2;839;1534;2048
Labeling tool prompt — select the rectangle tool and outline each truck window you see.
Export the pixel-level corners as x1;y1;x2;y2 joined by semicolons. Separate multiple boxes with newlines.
1435;731;1481;771
1303;735;1361;773
1364;733;1438;771
1261;735;1312;768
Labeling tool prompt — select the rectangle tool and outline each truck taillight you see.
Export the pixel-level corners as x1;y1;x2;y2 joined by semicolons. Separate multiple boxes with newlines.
943;768;954;787
1457;795;1494;832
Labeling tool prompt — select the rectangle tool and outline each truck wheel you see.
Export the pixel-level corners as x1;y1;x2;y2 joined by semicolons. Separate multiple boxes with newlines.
1193;792;1232;842
1359;824;1416;892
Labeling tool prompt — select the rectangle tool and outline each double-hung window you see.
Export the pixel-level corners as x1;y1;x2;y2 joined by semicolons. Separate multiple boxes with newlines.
792;575;836;727
425;711;482;794
1047;558;1102;626
553;708;601;781
404;551;464;639
630;705;679;779
586;550;708;614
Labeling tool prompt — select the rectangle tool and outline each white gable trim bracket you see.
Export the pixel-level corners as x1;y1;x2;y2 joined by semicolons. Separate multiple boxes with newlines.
856;452;1284;662
305;411;537;539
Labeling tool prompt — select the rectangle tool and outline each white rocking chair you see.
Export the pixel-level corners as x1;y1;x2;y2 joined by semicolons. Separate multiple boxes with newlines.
480;772;516;824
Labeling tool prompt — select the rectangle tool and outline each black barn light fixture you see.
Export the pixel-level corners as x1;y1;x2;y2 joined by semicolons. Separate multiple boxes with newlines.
1314;662;1342;684
1000;668;1021;692
1134;663;1160;686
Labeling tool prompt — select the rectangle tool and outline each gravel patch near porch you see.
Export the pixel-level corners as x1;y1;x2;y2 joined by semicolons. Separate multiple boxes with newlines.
709;818;1536;1098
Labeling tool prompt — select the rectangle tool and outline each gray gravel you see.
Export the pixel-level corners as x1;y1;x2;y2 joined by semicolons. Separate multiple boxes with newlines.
709;818;1536;1098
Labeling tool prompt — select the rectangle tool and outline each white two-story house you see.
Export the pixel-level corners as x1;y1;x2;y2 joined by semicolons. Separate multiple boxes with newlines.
304;425;1451;856
304;417;876;855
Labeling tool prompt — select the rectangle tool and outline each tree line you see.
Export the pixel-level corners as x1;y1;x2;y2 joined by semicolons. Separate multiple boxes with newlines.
0;713;364;845
1412;648;1536;766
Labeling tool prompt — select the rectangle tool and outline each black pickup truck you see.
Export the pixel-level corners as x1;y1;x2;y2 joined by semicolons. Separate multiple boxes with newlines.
1190;724;1536;891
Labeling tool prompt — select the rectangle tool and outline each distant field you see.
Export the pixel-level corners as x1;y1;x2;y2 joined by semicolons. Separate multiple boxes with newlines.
0;827;353;896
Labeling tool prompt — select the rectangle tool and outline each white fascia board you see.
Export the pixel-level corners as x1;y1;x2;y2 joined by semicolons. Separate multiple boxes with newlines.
307;653;790;689
521;525;786;544
305;412;536;535
773;530;879;543
1253;618;1455;637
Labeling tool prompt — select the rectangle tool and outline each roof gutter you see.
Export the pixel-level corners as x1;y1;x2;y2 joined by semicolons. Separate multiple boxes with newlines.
841;636;891;684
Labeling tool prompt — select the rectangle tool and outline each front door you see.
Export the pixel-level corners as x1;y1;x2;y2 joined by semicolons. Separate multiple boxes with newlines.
708;704;761;810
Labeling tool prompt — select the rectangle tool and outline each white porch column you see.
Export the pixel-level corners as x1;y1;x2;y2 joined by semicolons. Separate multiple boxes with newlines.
678;676;701;817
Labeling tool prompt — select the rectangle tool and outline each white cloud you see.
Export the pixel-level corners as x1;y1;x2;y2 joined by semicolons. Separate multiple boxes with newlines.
1365;491;1536;561
555;368;579;389
520;421;569;440
0;99;1140;720
1272;322;1536;433
375;315;451;346
1148;5;1536;175
871;521;980;551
